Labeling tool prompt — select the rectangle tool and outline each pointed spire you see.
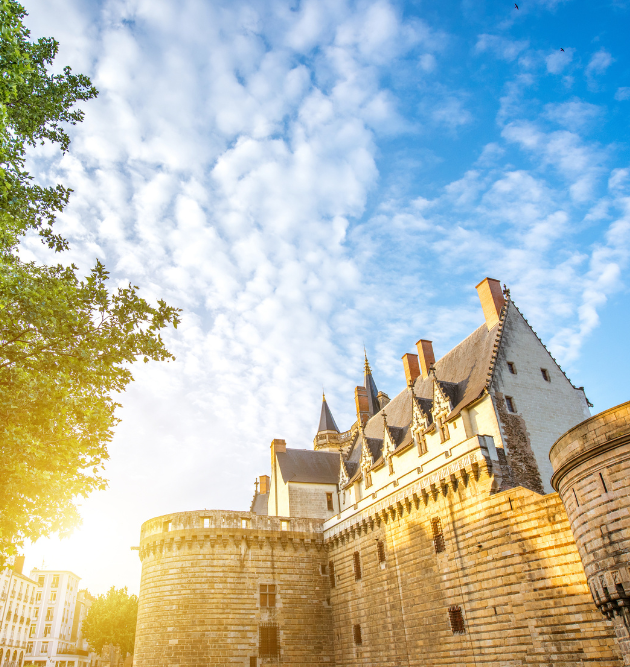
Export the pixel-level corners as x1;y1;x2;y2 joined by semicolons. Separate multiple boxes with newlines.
363;351;380;416
318;392;339;433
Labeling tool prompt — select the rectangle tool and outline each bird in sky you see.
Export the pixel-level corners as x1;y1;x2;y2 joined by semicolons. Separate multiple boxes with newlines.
560;48;565;52
514;3;519;8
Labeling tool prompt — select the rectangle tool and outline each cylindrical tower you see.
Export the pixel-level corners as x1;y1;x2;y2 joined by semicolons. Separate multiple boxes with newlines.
133;509;333;666
550;401;630;664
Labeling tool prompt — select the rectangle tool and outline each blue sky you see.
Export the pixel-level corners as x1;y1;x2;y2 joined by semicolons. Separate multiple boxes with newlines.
20;0;630;593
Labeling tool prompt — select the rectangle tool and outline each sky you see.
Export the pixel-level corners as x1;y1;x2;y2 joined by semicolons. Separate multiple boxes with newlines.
19;0;630;595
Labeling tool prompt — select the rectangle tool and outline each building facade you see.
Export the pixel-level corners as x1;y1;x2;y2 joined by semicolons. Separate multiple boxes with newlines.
25;570;91;667
1;557;36;667
133;278;625;665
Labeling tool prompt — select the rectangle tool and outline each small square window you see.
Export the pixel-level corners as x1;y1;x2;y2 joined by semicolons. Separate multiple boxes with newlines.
281;520;289;531
326;493;334;511
541;368;550;382
505;396;516;413
241;518;250;529
353;624;362;645
260;584;276;608
202;517;210;528
507;362;517;374
163;520;172;532
377;540;386;564
448;605;465;634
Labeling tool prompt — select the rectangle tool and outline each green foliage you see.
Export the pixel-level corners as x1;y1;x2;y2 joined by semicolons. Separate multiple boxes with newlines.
0;0;181;564
82;587;139;657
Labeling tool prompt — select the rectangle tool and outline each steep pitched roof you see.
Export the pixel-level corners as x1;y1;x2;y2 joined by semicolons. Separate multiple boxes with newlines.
250;492;269;515
360;318;500;440
277;449;340;484
317;394;339;433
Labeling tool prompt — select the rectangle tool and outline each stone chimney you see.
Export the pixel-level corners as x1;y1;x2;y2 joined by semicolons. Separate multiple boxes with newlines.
355;386;370;425
476;277;505;331
259;475;270;495
402;353;420;386
416;340;435;379
13;556;24;575
270;439;286;467
377;391;390;410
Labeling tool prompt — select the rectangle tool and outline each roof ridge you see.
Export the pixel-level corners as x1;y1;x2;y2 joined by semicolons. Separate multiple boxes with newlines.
485;294;510;389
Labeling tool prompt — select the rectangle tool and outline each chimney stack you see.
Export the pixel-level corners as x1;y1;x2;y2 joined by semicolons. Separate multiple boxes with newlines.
259;475;270;495
476;277;505;330
416;340;436;379
13;556;24;575
270;439;286;467
355;386;370;425
402;353;421;386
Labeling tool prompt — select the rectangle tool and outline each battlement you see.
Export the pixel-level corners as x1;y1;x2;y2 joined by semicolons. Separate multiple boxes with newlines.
138;509;325;562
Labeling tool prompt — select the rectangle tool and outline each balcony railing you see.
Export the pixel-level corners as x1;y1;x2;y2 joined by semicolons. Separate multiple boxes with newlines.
56;647;89;656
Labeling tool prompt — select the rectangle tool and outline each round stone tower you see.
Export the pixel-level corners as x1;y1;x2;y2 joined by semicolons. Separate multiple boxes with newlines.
133;509;333;666
550;401;630;665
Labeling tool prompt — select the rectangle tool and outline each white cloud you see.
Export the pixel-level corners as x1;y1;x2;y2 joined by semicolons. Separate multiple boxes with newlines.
546;47;574;74
585;48;614;90
543;99;602;130
475;34;529;62
615;87;630;101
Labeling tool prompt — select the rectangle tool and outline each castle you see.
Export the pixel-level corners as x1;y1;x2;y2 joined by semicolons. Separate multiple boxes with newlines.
132;278;630;666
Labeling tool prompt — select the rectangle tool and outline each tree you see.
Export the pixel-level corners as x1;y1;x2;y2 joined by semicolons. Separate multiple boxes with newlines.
81;587;139;657
0;0;181;565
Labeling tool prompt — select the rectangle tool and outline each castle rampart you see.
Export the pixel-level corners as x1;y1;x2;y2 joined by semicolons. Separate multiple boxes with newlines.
134;510;334;666
551;401;630;665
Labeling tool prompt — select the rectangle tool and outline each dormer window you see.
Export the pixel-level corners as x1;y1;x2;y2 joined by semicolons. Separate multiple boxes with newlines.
437;417;450;443
507;362;517;374
364;472;372;489
541;368;550;382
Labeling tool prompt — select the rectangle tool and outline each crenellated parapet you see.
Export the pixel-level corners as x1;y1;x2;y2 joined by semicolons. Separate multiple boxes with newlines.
138;510;325;562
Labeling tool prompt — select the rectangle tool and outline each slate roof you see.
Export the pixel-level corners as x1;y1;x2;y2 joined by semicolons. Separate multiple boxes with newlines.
276;449;340;484
318;396;339;433
250;492;269;515
364;354;380;416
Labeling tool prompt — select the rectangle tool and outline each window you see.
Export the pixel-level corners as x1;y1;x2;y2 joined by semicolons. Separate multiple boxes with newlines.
448;606;465;634
258;623;279;657
353;552;362;581
377;540;386;564
51;576;59;589
416;433;427;456
35;592;41;603
29;626;35;638
49;592;56;603
328;562;335;589
388;459;394;475
33;608;38;619
353;624;362;646
505;396;516;413
41;643;48;654
364;471;372;489
326;493;334;511
507;362;516;374
431;517;445;553
44;625;51;637
163;520;172;533
281;520;289;531
259;585;276;608
37;577;44;587
541;368;550;382
250;658;257;667
438;417;450;443
202;517;210;528
241;518;250;529
26;642;33;654
45;608;53;621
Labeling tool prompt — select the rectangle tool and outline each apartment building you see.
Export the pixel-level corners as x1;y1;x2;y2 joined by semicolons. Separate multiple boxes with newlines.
0;557;37;667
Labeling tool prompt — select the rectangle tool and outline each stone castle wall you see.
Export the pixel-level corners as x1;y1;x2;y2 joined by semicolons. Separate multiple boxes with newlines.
325;455;622;666
133;510;334;666
551;401;630;665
